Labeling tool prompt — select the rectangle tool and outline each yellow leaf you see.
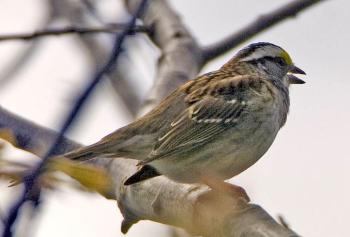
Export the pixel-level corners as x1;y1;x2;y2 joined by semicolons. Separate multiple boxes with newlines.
48;157;115;198
0;129;17;146
0;154;115;199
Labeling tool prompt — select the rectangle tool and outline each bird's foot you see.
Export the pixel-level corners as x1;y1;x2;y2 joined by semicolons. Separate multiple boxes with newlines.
200;175;250;202
223;183;250;202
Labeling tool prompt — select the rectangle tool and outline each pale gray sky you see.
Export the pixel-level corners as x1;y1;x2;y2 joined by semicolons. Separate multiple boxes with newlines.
0;1;349;236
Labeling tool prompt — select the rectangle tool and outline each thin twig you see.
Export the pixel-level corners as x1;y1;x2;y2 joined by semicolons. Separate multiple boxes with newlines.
0;24;149;42
53;0;141;116
0;11;55;90
0;0;323;235
1;1;149;236
202;0;327;62
54;0;141;116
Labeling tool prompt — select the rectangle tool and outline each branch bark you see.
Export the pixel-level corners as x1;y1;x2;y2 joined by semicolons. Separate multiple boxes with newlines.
202;0;327;62
1;1;149;236
126;0;204;115
52;0;142;117
0;107;80;156
0;106;298;237
0;3;57;90
0;0;302;236
0;0;326;236
0;25;148;42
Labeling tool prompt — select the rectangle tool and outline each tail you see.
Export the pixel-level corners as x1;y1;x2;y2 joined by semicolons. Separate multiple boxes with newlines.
64;140;120;161
64;125;149;161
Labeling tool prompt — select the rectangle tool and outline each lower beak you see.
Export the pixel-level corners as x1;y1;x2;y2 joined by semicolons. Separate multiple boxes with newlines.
288;74;305;84
288;65;306;84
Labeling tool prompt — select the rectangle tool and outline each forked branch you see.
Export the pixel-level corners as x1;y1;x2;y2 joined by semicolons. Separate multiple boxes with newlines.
0;24;148;42
0;0;327;236
202;0;327;62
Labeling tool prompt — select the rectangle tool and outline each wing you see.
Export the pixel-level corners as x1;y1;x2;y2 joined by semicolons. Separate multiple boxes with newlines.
139;75;255;165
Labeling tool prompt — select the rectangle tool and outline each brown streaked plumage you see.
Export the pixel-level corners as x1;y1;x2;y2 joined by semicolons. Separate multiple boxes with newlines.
64;42;305;200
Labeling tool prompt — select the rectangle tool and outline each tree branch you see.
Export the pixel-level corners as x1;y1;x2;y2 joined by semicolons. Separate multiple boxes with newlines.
105;0;299;236
0;106;299;237
0;10;55;90
202;0;327;62
1;1;149;236
126;0;204;115
0;107;80;156
52;0;142;116
0;0;324;236
0;24;149;42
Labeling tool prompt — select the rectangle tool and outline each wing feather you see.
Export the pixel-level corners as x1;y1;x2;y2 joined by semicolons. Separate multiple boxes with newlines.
138;75;260;165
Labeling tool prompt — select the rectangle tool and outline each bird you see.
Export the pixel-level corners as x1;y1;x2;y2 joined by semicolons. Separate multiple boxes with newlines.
64;42;305;201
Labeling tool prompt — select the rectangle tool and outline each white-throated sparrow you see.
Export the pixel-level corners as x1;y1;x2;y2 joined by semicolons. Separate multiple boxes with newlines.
64;42;305;200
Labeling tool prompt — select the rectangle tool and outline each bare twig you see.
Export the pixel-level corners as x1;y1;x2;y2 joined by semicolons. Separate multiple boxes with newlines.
0;24;149;42
202;0;327;62
1;1;149;236
0;7;56;90
114;0;299;236
53;0;142;116
0;0;324;236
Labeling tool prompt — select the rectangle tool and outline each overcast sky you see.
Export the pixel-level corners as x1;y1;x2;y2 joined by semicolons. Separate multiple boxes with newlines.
0;1;349;237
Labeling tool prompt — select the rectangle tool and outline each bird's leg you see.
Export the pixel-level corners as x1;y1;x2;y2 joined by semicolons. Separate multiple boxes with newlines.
200;174;250;202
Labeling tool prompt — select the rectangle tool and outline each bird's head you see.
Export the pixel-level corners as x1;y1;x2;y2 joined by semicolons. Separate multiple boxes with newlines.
225;42;306;85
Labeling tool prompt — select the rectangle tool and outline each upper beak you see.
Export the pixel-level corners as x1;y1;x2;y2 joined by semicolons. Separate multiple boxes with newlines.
288;65;306;84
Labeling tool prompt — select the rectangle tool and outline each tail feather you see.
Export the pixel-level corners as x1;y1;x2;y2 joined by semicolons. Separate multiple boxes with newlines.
64;141;115;161
64;125;149;161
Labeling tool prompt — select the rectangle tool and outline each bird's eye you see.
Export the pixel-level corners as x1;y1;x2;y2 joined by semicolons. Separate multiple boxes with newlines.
275;57;286;66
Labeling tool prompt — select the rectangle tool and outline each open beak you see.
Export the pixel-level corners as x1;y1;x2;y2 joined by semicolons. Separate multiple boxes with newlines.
288;65;306;84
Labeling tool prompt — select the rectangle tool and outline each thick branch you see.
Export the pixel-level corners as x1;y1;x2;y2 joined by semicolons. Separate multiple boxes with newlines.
202;0;327;62
0;107;80;156
2;1;149;236
0;0;315;236
108;0;299;236
0;106;299;237
0;24;148;42
125;0;204;115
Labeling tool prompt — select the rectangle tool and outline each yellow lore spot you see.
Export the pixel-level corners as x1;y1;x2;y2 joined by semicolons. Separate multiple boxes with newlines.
280;50;293;65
